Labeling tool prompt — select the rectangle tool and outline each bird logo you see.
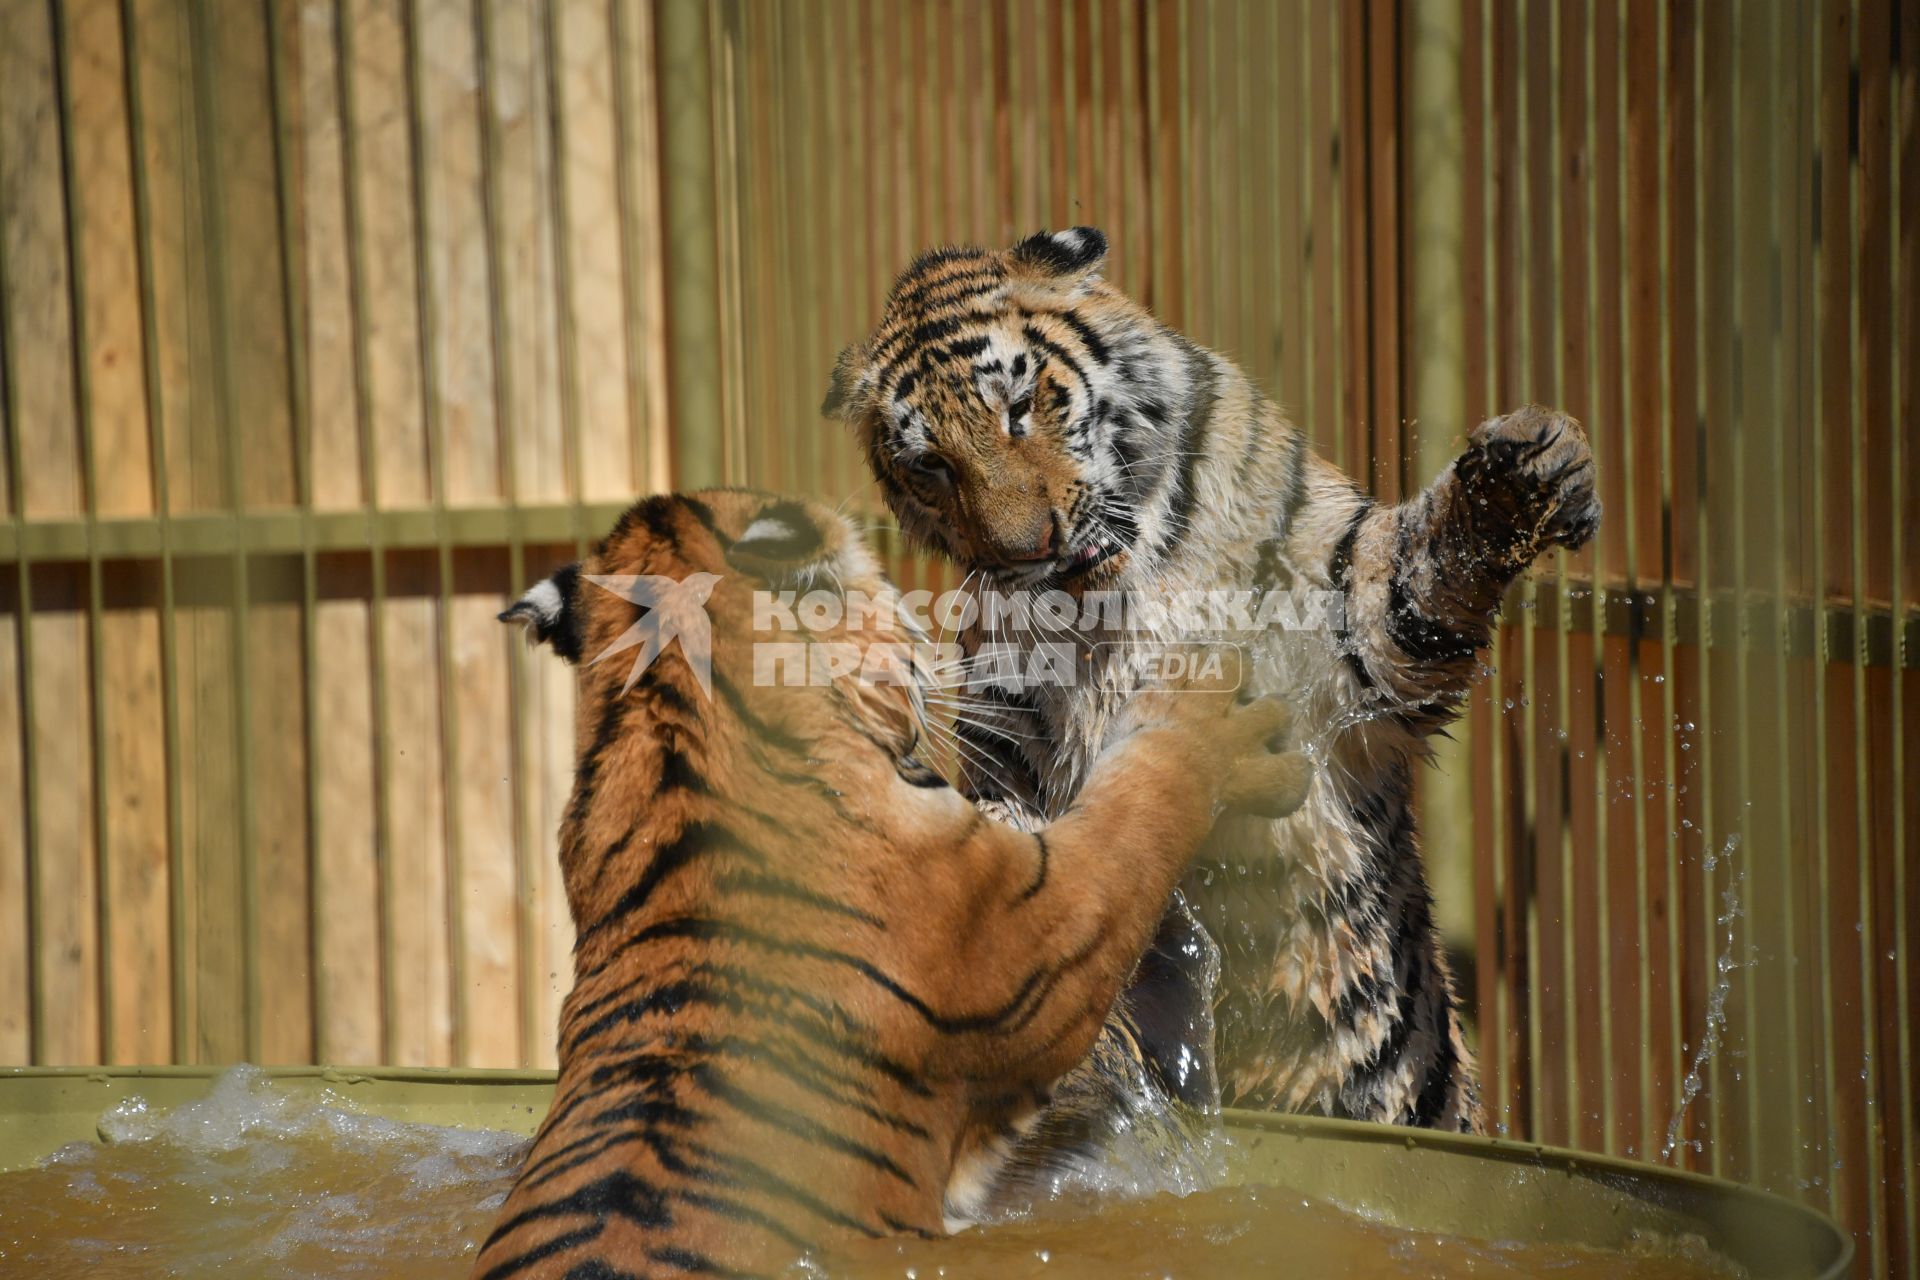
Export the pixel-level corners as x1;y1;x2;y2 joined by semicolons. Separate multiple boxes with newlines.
584;573;722;697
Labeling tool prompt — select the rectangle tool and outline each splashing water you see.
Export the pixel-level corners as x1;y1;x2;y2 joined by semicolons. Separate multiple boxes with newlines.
0;1068;1746;1280
1662;836;1747;1163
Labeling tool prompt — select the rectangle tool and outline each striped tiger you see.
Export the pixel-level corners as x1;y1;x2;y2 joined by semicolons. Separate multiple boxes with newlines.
823;227;1601;1158
473;489;1309;1278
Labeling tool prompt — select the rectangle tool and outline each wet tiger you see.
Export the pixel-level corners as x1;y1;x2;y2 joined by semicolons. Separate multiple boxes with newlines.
824;227;1601;1149
472;489;1309;1278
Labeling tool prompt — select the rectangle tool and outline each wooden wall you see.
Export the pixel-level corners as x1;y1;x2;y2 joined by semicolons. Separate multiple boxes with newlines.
0;1;1913;1274
1444;0;1918;1272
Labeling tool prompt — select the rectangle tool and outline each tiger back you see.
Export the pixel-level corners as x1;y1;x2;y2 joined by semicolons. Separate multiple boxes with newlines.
471;489;1308;1279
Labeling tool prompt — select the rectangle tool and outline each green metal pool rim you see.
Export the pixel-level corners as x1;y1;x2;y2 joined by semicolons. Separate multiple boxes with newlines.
0;1064;1854;1279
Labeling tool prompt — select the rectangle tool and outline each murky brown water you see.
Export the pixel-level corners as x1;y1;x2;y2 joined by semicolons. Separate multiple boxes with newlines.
0;1069;1739;1280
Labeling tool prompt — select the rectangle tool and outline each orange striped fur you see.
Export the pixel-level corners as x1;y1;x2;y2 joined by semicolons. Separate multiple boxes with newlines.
472;490;1308;1278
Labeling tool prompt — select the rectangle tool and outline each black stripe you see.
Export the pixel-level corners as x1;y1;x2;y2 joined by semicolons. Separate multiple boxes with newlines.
564;966;933;1099
646;1244;752;1277
1329;499;1376;691
711;868;886;928
688;1061;920;1188
1159;346;1219;555
1020;322;1087;387
614;916;1070;1037
1018;832;1050;901
1046;307;1111;365
576;822;761;948
642;1123;884;1238
478;1223;606;1280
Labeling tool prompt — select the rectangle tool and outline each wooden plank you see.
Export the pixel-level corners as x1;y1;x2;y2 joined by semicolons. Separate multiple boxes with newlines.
1906;0;1920;608
1489;0;1519;408
1670;640;1711;1167
556;0;634;504
205;0;296;512
1858;0;1893;605
452;552;520;1067
1591;0;1627;578
1306;0;1336;451
1818;0;1852;599
1607;634;1648;1159
1624;0;1661;585
98;565;171;1064
417;0;502;508
176;565;246;1063
1866;664;1904;1274
1566;630;1610;1152
296;0;365;511
245;564;312;1064
348;0;429;508
514;550;578;1070
1368;0;1402;498
25;568;100;1064
380;552;452;1066
1497;627;1536;1138
615;0;670;495
66;0;154;518
488;0;565;503
0;578;27;1061
1665;0;1700;590
0;0;83;520
313;555;384;1065
1821;663;1873;1261
1339;0;1370;481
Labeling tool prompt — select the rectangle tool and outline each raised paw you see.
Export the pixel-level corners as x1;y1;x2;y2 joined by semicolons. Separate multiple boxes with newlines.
1465;404;1602;554
1215;696;1312;820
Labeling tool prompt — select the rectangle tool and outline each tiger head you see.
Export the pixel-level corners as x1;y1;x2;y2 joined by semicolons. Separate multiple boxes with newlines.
824;226;1196;591
502;489;926;777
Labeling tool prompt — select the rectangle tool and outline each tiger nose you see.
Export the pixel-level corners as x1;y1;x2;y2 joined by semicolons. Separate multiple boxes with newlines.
1005;520;1057;563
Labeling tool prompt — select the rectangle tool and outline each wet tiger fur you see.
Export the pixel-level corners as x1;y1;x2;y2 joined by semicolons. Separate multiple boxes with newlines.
472;488;1309;1279
824;227;1601;1151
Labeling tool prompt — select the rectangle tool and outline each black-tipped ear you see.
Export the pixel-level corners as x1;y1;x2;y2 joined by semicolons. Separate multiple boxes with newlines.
1009;226;1108;277
821;344;864;419
499;562;584;663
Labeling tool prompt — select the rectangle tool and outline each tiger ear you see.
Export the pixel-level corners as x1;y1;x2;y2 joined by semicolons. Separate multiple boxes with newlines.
499;561;585;663
1009;226;1108;280
821;343;869;420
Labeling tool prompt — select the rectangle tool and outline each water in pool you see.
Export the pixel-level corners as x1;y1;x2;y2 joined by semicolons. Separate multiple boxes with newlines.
0;1068;1740;1279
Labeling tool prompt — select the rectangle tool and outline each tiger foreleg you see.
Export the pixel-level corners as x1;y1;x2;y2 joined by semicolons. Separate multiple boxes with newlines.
1343;405;1600;714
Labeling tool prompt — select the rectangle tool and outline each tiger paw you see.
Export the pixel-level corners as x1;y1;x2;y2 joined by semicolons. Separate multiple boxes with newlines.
1461;405;1601;558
